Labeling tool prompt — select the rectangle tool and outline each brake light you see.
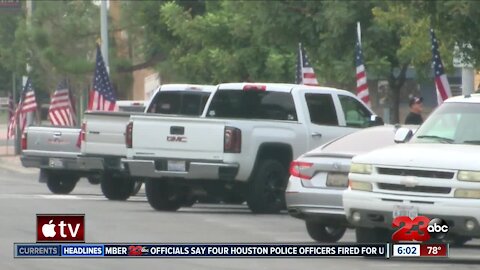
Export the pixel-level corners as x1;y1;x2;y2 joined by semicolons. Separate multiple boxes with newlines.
126;121;133;148
243;84;266;91
21;132;27;151
80;121;86;142
289;161;313;180
224;127;241;153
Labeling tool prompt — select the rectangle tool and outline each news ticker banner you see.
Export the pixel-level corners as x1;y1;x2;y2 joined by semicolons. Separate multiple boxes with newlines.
14;243;448;258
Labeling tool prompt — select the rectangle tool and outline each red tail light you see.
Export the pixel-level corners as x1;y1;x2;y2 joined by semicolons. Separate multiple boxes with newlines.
289;161;314;180
224;126;241;153
243;84;266;91
80;122;86;143
21;132;27;151
126;121;133;148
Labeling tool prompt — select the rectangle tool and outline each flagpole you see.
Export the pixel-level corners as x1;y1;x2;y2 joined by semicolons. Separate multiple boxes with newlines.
357;22;361;44
100;0;109;74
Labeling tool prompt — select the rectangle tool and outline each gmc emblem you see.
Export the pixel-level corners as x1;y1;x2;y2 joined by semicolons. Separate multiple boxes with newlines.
167;136;187;143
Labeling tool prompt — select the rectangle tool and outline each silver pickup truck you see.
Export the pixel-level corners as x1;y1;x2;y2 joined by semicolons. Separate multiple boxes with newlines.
77;84;215;201
21;126;100;194
20;101;146;195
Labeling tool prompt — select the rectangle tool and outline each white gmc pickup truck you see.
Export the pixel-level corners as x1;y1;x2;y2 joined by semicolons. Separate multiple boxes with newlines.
344;94;480;245
124;83;383;213
77;84;214;201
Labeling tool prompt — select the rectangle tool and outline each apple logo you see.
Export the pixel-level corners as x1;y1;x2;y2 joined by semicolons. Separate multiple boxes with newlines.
42;220;56;238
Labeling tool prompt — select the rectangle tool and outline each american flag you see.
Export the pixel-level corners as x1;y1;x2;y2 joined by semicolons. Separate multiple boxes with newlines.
355;31;370;106
6;93;15;139
48;79;77;126
430;29;452;105
88;45;117;111
7;77;37;138
296;43;319;86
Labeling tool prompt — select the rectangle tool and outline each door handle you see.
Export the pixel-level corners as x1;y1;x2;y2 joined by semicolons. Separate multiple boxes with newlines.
53;132;62;137
311;132;322;138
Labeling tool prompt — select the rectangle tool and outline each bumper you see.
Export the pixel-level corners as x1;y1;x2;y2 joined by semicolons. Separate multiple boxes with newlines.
122;158;239;180
77;156;124;172
285;177;347;225
21;155;85;171
343;190;480;237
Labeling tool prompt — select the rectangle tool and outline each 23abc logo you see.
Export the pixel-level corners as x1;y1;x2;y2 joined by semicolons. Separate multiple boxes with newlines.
392;216;449;242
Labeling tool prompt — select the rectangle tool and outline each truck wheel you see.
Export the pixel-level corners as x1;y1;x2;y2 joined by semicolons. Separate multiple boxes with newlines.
247;159;288;214
145;179;183;211
355;227;390;243
306;221;346;243
87;175;101;185
44;170;79;194
101;173;134;201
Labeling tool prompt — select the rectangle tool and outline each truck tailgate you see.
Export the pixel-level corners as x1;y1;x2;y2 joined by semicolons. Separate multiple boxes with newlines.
82;112;138;157
131;115;226;160
24;126;80;158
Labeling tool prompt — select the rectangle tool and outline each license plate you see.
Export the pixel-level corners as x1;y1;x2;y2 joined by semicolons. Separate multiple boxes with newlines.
393;205;418;219
167;160;186;172
49;158;64;168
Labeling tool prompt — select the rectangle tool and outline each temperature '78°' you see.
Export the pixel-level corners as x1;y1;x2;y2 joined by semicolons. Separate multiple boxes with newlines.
427;246;441;255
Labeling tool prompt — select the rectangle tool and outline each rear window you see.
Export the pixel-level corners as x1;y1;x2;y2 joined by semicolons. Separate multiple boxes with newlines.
147;91;210;116
206;90;297;121
118;105;145;112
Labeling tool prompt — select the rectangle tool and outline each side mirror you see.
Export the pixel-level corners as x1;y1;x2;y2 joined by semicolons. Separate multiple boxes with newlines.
368;115;384;127
394;127;413;143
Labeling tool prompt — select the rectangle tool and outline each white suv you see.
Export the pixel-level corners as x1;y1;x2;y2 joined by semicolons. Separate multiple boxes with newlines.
343;94;480;245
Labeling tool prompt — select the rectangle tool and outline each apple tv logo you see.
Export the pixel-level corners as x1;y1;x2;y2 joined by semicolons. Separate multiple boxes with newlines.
37;214;85;242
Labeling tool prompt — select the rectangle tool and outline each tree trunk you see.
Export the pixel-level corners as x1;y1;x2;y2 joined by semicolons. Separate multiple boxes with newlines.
388;63;409;124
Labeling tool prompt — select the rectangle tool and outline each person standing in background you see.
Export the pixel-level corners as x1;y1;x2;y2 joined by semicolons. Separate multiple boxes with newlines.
405;96;424;125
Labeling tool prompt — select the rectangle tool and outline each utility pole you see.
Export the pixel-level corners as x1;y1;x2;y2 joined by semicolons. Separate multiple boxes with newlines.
100;0;109;73
15;0;33;155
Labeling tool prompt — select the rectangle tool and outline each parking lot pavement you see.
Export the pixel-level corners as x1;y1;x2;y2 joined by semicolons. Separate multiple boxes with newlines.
1;167;479;269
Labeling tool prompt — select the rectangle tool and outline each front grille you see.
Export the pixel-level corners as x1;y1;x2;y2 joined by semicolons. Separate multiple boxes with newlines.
377;183;451;194
377;167;454;179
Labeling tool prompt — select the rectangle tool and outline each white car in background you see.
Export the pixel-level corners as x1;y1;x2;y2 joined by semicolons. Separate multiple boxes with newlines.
286;125;417;242
344;94;480;245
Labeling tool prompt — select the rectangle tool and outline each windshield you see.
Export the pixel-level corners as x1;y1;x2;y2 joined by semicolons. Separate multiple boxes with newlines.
411;102;480;145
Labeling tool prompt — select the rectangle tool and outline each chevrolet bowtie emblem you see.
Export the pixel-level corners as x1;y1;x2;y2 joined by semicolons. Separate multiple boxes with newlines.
400;176;418;187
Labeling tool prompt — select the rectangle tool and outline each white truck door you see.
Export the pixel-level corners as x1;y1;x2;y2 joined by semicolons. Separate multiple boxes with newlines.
301;90;355;150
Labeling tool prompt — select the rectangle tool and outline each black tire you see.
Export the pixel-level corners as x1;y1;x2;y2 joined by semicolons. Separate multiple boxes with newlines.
306;221;346;243
44;170;79;194
131;180;143;196
355;227;390;243
247;159;288;214
100;173;134;201
145;179;184;211
87;175;101;185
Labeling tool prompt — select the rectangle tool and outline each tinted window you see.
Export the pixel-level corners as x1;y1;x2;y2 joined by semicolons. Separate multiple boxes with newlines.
147;91;210;116
118;106;145;112
305;93;338;125
338;95;372;127
207;90;297;121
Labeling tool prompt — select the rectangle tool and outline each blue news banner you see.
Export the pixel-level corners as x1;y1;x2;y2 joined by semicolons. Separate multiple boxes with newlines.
14;243;388;258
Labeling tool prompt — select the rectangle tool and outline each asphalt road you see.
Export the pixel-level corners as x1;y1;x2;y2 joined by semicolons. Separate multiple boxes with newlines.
1;167;479;269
